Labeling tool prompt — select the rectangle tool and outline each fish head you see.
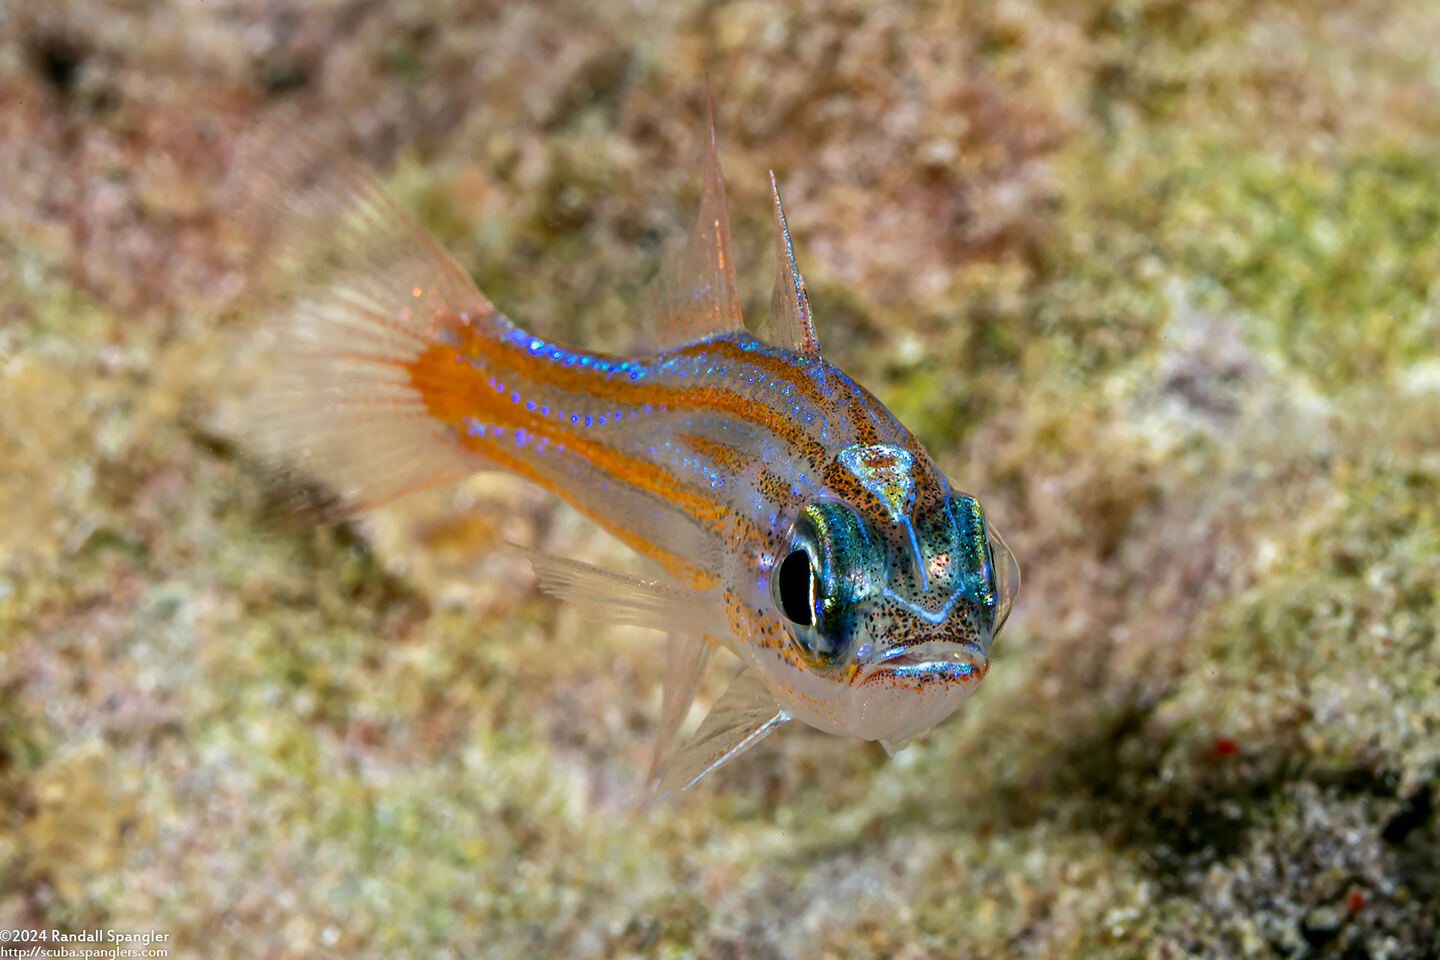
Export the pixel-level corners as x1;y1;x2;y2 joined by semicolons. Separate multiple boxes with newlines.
756;444;1018;742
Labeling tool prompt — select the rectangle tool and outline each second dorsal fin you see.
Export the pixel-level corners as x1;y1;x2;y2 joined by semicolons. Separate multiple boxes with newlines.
646;94;745;349
762;172;820;355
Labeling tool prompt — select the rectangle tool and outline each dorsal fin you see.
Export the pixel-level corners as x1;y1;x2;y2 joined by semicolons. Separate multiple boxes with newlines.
646;93;745;349
762;172;820;355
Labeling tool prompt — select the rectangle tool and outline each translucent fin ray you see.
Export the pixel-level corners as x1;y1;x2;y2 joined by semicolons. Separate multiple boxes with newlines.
763;172;820;355
649;633;719;784
517;547;730;636
656;669;790;797
229;122;496;522
645;95;745;349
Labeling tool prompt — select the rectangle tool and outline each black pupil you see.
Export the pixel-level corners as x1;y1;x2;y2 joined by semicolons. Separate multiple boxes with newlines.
777;550;813;626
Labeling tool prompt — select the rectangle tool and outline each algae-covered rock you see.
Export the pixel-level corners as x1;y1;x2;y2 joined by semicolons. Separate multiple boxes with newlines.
1;1;1436;956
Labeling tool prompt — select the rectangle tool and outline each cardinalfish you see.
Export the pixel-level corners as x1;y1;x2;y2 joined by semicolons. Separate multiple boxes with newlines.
238;106;1019;794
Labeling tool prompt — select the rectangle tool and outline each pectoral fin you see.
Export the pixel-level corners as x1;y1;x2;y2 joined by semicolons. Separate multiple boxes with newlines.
516;546;730;637
655;668;790;797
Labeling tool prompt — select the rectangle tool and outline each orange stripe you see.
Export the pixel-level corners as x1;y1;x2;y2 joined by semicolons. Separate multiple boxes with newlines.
437;322;832;461
411;350;727;526
402;316;903;585
406;344;728;585
681;339;887;447
679;433;754;474
458;430;716;587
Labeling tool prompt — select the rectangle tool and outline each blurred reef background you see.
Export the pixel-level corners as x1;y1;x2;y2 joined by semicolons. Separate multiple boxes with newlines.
1;1;1438;957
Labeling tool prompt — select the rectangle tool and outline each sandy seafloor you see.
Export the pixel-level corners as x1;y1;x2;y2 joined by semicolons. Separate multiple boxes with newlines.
2;1;1438;957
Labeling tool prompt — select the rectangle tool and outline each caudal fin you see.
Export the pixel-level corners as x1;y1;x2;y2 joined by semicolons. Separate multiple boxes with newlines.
229;123;495;521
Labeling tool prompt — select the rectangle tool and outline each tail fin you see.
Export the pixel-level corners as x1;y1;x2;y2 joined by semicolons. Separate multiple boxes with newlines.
228;123;495;522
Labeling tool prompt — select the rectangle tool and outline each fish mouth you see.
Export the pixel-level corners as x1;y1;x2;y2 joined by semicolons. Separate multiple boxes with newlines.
858;640;988;685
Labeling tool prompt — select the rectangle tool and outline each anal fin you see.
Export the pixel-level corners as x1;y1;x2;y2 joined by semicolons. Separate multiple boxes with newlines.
655;668;790;797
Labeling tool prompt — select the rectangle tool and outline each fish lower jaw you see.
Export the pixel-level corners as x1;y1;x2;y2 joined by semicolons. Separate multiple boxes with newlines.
775;657;988;743
858;640;987;684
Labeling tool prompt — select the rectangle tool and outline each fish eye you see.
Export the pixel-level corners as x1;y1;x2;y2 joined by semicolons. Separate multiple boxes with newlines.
776;549;815;626
771;501;877;666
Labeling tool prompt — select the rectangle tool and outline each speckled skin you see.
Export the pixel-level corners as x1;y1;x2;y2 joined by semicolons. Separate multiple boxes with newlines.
409;314;1015;742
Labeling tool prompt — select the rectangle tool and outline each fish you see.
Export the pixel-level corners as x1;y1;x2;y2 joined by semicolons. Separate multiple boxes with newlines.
235;103;1019;795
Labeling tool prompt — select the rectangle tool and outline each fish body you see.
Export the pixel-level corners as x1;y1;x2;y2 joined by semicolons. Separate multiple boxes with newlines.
240;109;1018;793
